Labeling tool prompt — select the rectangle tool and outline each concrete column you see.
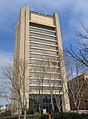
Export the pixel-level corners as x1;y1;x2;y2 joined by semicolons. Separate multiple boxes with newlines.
19;7;25;109
24;5;30;109
12;23;19;112
54;13;70;112
14;22;19;60
19;7;25;60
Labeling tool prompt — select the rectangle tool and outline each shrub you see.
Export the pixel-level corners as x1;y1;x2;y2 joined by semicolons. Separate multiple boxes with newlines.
0;110;11;117
55;112;88;119
27;114;41;119
39;114;48;119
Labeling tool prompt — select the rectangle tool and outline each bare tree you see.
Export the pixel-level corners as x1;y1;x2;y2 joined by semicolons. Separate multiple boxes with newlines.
31;54;64;113
30;58;46;114
1;59;28;119
46;55;62;112
0;85;8;104
65;56;88;113
66;24;88;68
68;76;88;113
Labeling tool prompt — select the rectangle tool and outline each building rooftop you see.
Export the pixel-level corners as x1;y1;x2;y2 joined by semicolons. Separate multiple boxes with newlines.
31;11;54;18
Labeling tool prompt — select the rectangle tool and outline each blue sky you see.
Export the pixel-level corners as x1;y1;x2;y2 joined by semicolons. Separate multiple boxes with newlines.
0;0;88;104
0;0;88;64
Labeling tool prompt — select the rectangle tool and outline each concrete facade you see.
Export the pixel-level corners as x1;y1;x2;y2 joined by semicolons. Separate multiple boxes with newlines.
12;5;70;113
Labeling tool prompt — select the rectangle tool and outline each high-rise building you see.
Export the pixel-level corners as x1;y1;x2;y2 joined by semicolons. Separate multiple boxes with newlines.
12;5;70;113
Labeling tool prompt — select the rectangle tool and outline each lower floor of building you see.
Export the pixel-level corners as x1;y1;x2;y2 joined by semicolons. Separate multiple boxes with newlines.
28;94;63;114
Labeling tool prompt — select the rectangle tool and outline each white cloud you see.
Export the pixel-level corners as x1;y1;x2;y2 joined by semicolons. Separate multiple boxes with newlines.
0;51;13;105
0;51;13;69
0;1;88;65
0;0;88;69
0;52;13;86
0;0;88;31
0;0;88;56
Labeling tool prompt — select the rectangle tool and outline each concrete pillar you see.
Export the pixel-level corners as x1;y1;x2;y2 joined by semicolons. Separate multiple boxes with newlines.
24;5;30;109
54;12;70;112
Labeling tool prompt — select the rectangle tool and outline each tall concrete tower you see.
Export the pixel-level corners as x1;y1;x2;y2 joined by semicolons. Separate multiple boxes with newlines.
12;5;70;113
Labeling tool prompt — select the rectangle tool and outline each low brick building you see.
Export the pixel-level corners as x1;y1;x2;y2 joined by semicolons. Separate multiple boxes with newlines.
68;72;88;111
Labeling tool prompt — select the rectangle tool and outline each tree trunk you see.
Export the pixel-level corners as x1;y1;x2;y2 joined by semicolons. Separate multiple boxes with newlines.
76;108;79;114
54;94;61;112
76;105;80;114
38;89;41;113
51;94;54;112
24;108;26;119
18;107;21;119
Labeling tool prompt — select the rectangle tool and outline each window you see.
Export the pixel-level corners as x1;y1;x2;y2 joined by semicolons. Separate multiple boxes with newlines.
30;26;56;35
29;86;62;91
29;48;58;55
30;37;56;45
30;42;57;50
30;32;56;39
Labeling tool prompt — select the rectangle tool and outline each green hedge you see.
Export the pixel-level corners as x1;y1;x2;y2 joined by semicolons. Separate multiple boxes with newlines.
39;113;88;119
0;113;88;119
29;114;41;119
56;112;88;119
